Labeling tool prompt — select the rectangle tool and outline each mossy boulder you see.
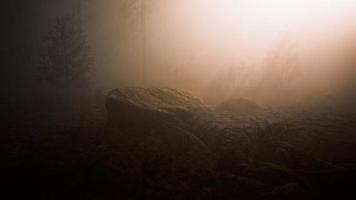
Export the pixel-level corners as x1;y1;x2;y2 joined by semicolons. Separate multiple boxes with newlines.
105;88;214;179
106;87;211;129
217;98;261;114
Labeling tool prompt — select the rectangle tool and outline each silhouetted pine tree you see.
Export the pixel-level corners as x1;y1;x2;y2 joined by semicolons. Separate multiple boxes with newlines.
40;15;92;99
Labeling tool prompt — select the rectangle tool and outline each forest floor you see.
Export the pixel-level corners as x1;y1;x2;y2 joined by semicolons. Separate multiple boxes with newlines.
3;96;356;200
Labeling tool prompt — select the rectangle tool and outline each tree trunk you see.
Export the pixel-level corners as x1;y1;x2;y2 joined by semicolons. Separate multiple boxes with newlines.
141;0;147;84
65;63;70;101
76;0;82;29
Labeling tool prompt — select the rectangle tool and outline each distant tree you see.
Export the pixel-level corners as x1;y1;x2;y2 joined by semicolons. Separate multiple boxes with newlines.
75;0;93;28
123;0;149;83
263;37;300;91
140;0;147;84
40;15;92;99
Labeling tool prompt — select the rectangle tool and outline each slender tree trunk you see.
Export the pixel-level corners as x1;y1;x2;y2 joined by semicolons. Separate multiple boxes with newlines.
141;0;147;84
64;61;70;101
76;0;82;29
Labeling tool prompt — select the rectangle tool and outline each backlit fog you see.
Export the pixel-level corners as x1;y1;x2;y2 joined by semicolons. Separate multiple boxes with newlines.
45;0;356;105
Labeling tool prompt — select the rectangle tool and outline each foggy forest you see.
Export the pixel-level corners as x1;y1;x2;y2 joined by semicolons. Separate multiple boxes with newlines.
3;0;356;199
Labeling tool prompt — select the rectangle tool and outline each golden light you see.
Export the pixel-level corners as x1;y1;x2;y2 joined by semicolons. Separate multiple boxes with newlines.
181;0;356;43
236;0;356;33
171;0;356;63
151;0;356;93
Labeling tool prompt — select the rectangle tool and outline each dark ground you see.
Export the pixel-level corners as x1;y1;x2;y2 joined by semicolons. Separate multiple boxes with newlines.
3;95;356;200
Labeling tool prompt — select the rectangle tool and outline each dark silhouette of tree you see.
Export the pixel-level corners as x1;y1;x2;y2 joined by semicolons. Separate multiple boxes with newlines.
75;0;92;28
40;15;92;99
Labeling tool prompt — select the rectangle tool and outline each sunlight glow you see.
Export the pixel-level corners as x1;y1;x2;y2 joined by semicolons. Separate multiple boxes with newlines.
179;0;356;59
235;0;356;31
202;0;356;34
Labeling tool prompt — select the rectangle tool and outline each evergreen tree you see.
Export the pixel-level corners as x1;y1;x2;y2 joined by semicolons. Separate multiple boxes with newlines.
40;15;92;98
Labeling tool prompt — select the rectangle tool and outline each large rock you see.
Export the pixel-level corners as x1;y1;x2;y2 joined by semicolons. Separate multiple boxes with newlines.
105;88;214;181
106;87;211;129
217;98;261;114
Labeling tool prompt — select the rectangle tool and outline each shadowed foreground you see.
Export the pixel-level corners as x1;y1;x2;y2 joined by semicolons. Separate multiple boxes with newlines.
3;88;356;200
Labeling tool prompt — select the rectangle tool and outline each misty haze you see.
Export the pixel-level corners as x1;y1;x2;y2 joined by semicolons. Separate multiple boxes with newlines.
3;0;356;199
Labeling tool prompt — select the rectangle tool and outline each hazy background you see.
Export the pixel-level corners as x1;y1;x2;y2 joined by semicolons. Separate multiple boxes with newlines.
6;0;356;106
